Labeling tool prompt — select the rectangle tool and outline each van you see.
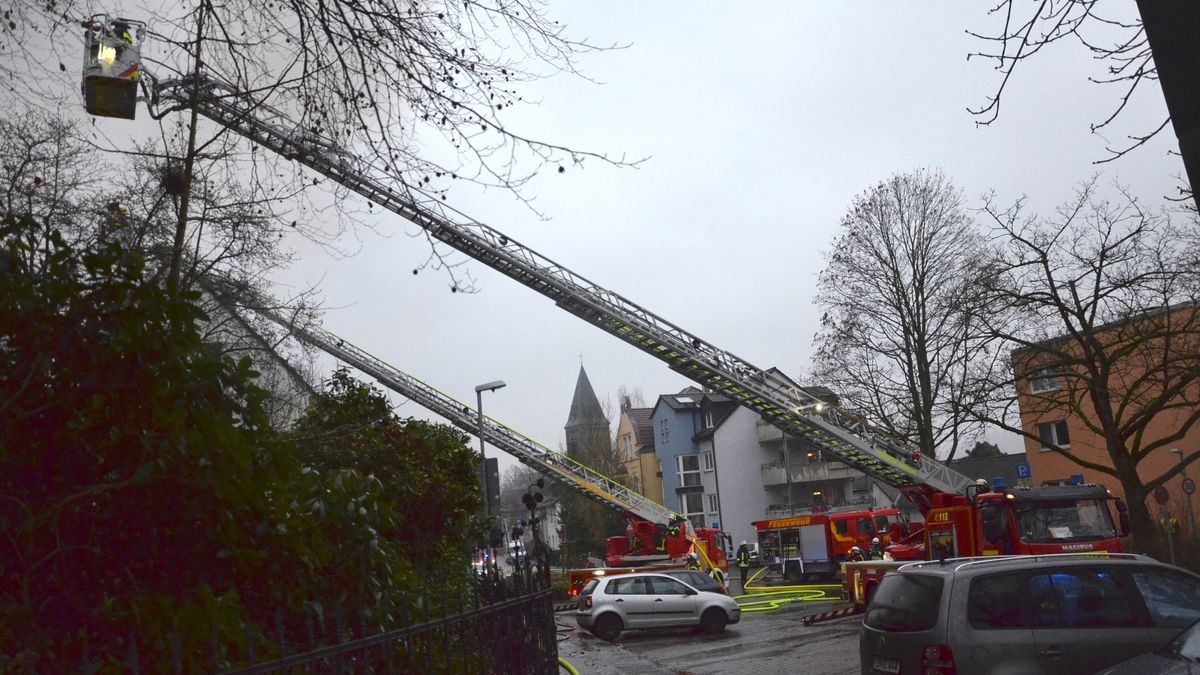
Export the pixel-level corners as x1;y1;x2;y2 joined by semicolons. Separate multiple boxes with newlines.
860;553;1200;675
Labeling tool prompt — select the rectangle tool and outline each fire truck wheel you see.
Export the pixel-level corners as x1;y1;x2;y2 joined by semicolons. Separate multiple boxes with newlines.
700;608;728;634
591;613;622;642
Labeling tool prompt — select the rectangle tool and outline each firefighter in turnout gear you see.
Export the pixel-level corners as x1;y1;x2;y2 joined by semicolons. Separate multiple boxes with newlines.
685;553;701;571
735;540;752;588
870;537;884;560
848;546;866;562
658;519;682;553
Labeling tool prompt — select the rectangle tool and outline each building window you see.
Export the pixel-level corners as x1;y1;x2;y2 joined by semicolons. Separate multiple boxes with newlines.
677;454;701;487
659;419;670;444
681;491;705;519
702;451;715;472
1029;368;1062;394
703;411;714;429
1037;421;1071;450
707;493;719;514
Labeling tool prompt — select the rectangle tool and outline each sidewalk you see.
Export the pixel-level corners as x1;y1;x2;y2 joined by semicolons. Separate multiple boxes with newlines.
554;617;674;675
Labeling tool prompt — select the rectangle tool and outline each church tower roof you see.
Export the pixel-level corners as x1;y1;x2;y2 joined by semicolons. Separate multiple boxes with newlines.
566;365;608;430
564;364;610;458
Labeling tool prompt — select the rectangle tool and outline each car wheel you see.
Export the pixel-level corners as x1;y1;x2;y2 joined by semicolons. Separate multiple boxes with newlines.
700;608;728;634
591;613;622;642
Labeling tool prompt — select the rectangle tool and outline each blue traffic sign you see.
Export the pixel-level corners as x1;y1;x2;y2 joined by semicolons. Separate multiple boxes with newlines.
1016;462;1031;479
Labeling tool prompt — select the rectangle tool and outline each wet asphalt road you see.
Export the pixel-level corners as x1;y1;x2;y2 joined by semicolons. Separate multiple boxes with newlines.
555;599;862;675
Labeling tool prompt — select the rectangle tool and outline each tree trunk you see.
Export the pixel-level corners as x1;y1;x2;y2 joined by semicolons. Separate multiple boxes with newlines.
1113;450;1158;555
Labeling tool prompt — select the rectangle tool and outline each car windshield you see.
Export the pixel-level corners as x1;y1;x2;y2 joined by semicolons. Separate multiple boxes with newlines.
1160;618;1200;662
1015;498;1116;543
864;574;943;632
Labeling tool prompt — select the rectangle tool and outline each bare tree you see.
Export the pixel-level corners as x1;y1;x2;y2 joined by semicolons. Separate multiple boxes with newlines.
967;2;1199;210
1;108;319;424
0;111;103;246
811;169;994;462
4;1;628;292
971;178;1200;553
617;385;646;409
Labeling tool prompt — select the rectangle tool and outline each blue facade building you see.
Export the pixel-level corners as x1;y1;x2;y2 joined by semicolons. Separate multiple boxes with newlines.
650;388;711;526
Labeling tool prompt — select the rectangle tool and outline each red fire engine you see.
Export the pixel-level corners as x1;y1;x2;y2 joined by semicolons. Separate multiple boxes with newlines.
752;507;903;581
841;482;1130;607
566;522;730;598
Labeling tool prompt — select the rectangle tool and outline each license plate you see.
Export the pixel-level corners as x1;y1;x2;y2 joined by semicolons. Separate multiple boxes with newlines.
873;656;901;674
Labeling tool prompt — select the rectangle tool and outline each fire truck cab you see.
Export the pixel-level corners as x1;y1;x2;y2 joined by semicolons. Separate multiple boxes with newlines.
886;483;1126;561
843;483;1129;607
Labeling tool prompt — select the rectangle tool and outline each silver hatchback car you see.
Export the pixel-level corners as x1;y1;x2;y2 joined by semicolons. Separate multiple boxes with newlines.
576;572;741;641
860;553;1200;675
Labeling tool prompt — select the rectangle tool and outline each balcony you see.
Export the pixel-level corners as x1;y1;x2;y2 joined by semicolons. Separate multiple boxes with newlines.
763;497;873;519
760;459;861;487
757;420;784;444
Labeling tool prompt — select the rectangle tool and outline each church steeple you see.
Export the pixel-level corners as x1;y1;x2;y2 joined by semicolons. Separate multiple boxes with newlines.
565;364;609;457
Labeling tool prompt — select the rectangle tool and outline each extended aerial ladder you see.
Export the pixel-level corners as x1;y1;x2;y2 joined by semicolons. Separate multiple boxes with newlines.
79;12;975;505
144;72;976;506
148;73;974;506
222;284;688;532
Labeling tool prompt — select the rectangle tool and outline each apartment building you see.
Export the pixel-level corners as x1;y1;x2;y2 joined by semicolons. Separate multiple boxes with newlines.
615;396;663;504
649;376;891;544
1012;305;1200;518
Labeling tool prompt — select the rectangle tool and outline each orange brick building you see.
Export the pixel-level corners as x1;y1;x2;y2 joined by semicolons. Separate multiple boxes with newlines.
1012;305;1200;525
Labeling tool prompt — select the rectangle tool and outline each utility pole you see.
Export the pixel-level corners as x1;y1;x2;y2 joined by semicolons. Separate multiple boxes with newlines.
1171;448;1196;536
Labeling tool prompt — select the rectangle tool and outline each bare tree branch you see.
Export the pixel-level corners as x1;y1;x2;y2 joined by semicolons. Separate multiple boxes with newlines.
969;177;1200;553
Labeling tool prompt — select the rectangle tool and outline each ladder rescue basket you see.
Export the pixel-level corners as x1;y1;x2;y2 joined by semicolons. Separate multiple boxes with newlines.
81;15;146;120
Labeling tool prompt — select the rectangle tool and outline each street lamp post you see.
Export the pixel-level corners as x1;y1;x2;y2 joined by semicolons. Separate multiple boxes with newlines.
1170;448;1195;536
475;380;507;523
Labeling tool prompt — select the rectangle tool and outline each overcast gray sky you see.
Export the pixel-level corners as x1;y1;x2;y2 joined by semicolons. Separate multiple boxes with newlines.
263;3;1182;478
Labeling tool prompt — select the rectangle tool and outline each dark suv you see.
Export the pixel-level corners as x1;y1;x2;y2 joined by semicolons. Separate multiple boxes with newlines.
860;553;1200;675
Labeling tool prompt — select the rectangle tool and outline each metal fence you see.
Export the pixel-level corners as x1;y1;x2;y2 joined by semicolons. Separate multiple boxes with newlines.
207;559;557;675
99;556;557;674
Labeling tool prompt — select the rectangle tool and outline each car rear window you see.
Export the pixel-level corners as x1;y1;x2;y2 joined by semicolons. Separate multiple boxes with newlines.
667;571;719;592
581;579;599;596
864;573;943;632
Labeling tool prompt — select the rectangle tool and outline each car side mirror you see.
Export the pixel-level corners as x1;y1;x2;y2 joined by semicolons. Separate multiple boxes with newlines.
966;483;981;504
687;588;698;596
1115;499;1131;537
